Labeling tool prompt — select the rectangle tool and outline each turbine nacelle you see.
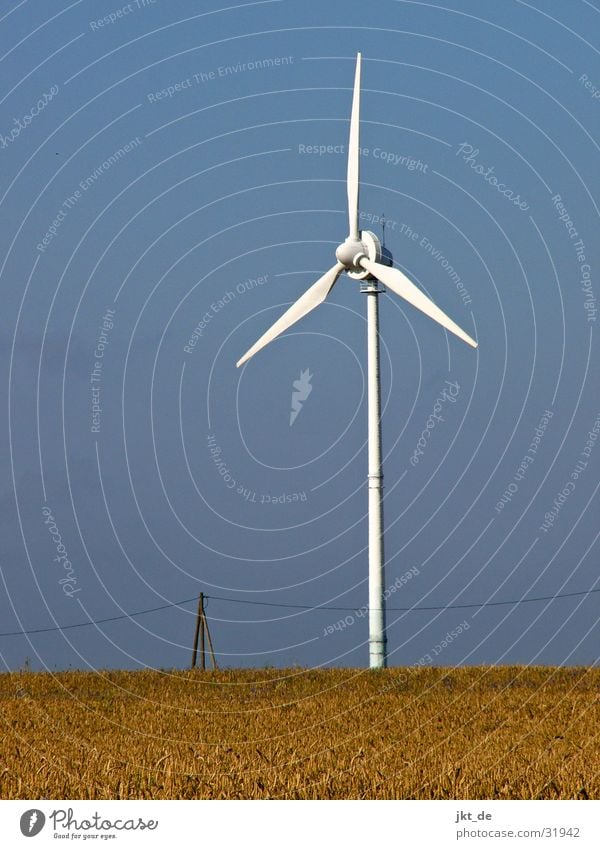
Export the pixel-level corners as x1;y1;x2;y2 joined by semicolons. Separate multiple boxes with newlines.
335;230;386;280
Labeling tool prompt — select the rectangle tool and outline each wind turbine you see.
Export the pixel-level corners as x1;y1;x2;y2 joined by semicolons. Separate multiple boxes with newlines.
236;53;477;669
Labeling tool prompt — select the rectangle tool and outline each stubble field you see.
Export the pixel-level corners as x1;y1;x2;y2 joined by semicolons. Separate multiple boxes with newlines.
1;665;599;799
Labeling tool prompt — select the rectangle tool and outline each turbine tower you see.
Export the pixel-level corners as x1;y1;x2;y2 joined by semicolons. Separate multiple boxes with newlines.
237;53;477;669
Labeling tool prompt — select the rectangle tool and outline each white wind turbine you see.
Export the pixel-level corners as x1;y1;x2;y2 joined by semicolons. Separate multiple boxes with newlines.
237;53;477;669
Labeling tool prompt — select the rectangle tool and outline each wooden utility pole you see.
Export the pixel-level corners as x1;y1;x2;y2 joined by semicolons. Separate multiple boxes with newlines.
191;592;204;670
205;610;217;669
191;592;217;670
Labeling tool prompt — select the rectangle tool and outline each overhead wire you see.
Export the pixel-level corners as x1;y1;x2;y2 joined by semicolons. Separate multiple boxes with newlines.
1;586;599;637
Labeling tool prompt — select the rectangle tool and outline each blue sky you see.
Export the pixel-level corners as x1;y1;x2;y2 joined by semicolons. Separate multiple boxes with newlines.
0;0;599;670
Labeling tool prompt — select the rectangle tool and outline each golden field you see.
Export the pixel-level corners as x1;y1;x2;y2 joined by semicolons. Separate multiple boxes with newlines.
1;666;599;799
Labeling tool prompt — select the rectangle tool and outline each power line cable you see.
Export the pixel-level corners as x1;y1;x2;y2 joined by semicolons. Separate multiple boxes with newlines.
1;585;600;637
207;587;600;612
0;596;198;637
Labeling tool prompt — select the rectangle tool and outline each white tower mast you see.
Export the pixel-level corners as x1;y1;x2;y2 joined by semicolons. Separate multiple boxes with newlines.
365;277;386;667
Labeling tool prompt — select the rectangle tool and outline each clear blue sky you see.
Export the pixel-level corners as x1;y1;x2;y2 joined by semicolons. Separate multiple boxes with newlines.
0;0;599;670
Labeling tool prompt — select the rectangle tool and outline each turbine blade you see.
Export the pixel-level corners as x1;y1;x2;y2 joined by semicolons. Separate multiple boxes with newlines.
236;262;344;367
347;52;361;240
360;258;478;348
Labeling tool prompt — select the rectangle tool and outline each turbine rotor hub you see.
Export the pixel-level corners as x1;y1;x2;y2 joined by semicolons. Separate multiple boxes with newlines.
335;237;365;268
335;230;384;280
